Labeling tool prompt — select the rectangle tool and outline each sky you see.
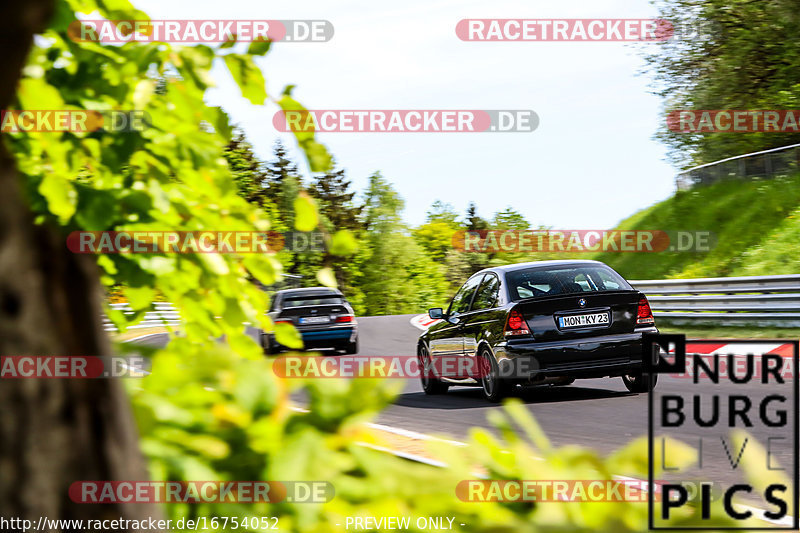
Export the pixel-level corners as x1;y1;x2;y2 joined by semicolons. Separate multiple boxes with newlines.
135;0;676;228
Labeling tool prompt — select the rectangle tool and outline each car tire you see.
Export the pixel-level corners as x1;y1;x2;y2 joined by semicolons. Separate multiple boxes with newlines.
345;338;359;355
622;372;657;393
478;349;513;403
418;344;449;395
260;333;270;353
261;334;279;355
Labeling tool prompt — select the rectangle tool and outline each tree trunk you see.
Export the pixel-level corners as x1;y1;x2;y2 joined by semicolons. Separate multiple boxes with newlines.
0;2;162;529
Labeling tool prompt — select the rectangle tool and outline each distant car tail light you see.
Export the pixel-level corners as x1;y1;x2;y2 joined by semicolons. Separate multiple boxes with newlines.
335;315;354;323
637;297;655;325
504;308;530;336
275;318;293;325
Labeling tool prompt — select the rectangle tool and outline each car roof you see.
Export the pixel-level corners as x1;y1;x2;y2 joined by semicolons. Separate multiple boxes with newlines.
483;260;607;275
275;287;343;298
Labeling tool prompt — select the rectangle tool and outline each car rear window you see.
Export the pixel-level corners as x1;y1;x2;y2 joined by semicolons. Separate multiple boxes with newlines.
282;295;345;307
506;265;632;301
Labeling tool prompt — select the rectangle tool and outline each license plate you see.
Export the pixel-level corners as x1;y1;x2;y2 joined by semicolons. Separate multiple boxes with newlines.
558;312;610;328
299;316;330;324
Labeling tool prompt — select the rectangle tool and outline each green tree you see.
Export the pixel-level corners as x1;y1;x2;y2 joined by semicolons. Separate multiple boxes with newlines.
413;220;458;262
308;160;363;232
459;201;492;275
492;206;529;230
356;174;450;314
466;201;489;231
264;140;303;226
426;199;460;226
413;200;462;263
224;129;296;271
647;0;800;167
224;129;269;206
304;161;363;291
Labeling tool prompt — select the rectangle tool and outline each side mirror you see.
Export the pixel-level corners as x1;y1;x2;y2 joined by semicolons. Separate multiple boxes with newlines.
428;307;444;320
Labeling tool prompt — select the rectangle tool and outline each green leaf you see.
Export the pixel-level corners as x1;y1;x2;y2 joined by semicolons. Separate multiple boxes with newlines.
316;267;337;288
17;77;64;109
223;54;267;105
329;230;358;256
274;322;303;349
211;106;233;141
276;94;314;140
293;192;318;231
38;175;77;223
502;399;551;453
243;255;277;286
132;79;155;109
276;94;333;172
199;253;230;275
608;435;696;477
733;430;794;516
125;286;154;310
300;138;333;173
220;37;237;49
247;38;271;56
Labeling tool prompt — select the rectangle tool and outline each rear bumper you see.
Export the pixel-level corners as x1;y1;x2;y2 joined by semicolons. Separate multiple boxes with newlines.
264;325;357;350
498;328;657;380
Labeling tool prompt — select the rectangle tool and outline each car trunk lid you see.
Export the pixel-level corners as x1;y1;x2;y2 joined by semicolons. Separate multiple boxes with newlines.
277;304;349;326
515;290;641;341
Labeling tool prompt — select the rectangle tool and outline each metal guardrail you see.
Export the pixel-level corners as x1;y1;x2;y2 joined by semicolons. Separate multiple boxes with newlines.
103;302;180;332
676;143;800;190
631;274;800;327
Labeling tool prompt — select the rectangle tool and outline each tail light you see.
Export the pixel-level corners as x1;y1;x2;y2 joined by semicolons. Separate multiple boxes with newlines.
275;318;293;325
504;308;530;336
335;315;354;323
637;296;655;325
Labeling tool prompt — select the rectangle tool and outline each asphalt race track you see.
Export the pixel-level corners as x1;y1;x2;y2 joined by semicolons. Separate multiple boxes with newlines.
133;315;796;492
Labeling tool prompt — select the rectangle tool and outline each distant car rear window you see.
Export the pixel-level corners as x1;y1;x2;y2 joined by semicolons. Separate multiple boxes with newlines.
282;295;345;307
506;265;631;301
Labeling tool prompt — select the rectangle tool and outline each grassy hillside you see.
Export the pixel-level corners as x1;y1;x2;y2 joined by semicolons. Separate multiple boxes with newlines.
594;175;800;279
734;205;800;275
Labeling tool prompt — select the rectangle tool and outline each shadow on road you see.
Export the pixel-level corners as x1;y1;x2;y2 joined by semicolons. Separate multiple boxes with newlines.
393;385;635;410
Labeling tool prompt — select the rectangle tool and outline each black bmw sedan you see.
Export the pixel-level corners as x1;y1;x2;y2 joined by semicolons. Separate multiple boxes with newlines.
418;260;658;402
261;287;358;354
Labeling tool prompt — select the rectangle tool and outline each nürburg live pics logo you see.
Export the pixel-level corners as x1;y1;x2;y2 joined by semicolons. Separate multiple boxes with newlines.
645;334;798;529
